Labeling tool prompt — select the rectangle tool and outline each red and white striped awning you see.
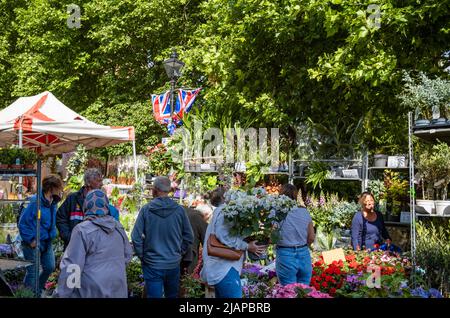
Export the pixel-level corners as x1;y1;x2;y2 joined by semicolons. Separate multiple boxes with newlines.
0;91;135;155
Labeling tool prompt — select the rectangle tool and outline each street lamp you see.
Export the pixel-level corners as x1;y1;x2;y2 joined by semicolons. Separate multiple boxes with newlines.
163;49;184;132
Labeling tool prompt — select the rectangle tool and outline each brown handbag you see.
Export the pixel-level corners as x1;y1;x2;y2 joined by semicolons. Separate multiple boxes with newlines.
207;234;244;261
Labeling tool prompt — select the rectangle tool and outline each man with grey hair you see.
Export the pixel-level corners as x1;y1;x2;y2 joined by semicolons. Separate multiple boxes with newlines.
131;176;193;298
57;168;109;249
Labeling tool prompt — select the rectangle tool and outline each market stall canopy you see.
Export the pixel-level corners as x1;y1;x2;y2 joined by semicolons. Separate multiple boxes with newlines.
0;91;135;155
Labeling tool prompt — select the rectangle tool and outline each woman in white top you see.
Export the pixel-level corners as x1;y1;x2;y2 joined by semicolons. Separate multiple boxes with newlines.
201;187;265;298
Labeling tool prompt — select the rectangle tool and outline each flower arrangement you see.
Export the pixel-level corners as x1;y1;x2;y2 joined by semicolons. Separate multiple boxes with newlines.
310;249;416;297
222;188;296;243
268;283;332;298
241;262;278;298
306;192;339;234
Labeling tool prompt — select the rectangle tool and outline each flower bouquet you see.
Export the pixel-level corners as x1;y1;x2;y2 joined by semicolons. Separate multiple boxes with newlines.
222;188;296;260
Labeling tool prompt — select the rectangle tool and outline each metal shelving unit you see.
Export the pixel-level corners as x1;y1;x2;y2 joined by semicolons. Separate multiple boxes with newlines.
289;157;368;193
0;160;41;297
408;112;450;284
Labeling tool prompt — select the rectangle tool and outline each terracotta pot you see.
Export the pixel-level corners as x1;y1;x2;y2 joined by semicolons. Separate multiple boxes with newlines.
10;164;23;170
0;164;9;170
24;164;35;170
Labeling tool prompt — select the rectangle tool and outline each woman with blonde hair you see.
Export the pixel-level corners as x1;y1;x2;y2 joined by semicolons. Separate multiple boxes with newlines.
351;192;392;251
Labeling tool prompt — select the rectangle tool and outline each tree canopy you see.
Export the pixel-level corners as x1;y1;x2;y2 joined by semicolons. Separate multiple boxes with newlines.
0;0;449;158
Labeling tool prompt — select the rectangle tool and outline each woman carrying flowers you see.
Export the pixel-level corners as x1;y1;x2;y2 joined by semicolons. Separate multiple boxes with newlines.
274;184;315;286
200;187;265;298
351;192;392;251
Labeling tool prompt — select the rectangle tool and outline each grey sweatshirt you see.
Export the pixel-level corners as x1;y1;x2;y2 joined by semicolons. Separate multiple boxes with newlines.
131;196;194;269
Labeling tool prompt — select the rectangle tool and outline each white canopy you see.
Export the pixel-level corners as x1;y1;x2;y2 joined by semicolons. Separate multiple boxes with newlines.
0;91;138;178
0;91;135;154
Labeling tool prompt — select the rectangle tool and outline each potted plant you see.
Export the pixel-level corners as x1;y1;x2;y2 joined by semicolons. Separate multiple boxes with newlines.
305;162;331;189
398;71;450;125
8;147;23;170
222;188;295;260
384;170;409;222
416;148;437;214
417;142;450;215
0;148;11;169
22;149;38;170
430;142;450;215
373;154;388;168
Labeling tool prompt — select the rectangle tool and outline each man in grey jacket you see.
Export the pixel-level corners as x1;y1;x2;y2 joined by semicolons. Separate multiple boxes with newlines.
131;176;193;298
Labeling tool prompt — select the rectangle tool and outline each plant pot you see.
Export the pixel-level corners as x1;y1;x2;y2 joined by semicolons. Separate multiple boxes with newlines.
10;164;23;170
245;238;269;261
24;164;34;170
431;118;447;126
331;166;344;178
386;214;400;222
387;156;407;168
0;164;8;170
373;154;388;168
415;199;435;214
434;200;450;216
415;119;430;127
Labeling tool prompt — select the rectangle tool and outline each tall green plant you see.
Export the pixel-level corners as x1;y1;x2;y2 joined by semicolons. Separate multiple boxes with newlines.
306;162;331;190
416;221;450;296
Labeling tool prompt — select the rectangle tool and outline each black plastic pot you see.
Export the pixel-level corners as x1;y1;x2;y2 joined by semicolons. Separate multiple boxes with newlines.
246;238;269;261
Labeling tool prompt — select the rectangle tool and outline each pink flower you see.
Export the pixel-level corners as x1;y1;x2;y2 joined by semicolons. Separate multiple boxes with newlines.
308;290;333;298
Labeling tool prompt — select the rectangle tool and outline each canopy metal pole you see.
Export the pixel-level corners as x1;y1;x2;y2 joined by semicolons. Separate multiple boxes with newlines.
408;112;416;285
18;126;23;199
35;159;41;297
132;140;138;183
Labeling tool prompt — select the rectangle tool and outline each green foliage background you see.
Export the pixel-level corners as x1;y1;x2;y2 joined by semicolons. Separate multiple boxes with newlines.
0;0;449;157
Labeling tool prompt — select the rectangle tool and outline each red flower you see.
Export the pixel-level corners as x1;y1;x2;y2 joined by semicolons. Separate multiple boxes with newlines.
349;261;359;269
325;276;333;282
314;261;324;267
321;282;328;288
312;270;317;275
330;288;336;295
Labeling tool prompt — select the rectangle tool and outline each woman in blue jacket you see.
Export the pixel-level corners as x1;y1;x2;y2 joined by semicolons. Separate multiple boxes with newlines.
19;174;63;296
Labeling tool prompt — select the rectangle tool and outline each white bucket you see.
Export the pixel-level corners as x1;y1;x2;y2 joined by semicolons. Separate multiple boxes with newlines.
416;200;435;214
373;155;387;167
434;200;450;216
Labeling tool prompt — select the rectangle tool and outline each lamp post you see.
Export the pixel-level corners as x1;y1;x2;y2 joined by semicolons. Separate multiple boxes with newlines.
163;49;184;133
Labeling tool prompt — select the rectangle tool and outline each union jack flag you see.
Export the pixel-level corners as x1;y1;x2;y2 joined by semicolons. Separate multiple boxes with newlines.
151;88;201;126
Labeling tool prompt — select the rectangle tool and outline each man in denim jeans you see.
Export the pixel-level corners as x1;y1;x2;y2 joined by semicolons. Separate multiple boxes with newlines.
131;177;193;298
